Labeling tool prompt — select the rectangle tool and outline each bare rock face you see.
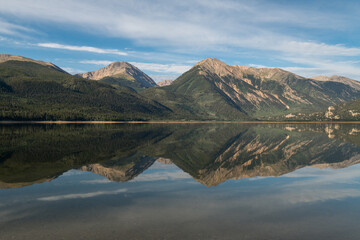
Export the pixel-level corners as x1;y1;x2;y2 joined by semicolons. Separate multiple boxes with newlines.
157;80;173;87
79;156;157;182
312;75;360;90
77;62;157;88
156;158;173;164
0;54;67;73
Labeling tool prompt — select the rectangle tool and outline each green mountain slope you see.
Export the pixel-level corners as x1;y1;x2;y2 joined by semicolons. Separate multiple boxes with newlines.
142;58;360;120
77;62;157;91
0;58;171;120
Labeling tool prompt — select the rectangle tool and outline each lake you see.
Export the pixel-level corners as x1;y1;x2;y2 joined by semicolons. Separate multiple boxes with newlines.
1;123;360;240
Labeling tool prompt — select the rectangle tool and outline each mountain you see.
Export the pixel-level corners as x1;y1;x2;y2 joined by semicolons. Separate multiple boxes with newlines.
157;80;173;87
0;56;171;120
0;54;67;73
77;62;157;91
312;75;360;90
143;58;360;120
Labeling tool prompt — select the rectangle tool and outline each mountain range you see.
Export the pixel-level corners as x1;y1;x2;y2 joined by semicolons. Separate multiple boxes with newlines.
0;54;359;121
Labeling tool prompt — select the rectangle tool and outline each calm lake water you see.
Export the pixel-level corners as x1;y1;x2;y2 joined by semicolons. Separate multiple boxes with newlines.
1;123;360;240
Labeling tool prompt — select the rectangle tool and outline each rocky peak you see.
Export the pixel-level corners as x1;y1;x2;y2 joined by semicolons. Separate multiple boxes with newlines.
194;57;295;81
157;80;173;87
79;62;138;80
77;61;157;87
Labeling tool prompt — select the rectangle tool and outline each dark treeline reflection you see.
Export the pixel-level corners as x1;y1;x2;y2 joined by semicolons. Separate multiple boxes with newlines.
1;123;360;188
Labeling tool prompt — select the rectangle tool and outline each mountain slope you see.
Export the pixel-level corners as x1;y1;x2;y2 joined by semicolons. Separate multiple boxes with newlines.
77;62;157;91
143;58;360;120
0;57;171;120
0;54;67;73
312;75;360;90
323;98;360;121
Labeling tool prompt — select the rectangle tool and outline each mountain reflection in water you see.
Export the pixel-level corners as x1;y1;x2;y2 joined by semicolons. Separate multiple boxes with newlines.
1;123;359;188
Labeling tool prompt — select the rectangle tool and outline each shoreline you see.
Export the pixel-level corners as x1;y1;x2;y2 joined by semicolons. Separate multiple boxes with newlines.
1;120;360;124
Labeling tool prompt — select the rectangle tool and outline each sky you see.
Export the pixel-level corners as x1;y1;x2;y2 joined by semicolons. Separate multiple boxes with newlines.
0;0;360;81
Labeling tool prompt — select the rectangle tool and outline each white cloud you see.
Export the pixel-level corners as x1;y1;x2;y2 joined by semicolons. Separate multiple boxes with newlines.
38;188;127;201
61;67;85;74
0;19;35;37
150;74;179;82
78;60;191;74
131;171;191;182
130;62;192;74
80;179;111;184
80;60;113;65
37;43;127;56
1;0;360;78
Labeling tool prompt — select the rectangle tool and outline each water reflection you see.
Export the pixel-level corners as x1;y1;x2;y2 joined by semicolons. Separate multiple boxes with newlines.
1;123;360;240
1;123;359;188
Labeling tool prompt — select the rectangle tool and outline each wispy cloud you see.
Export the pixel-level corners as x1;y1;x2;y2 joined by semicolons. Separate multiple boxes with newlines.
80;179;111;184
0;19;35;37
61;67;85;74
150;74;179;81
79;60;191;74
130;62;192;74
38;188;127;201
131;170;191;182
37;43;127;56
80;60;113;65
1;1;360;78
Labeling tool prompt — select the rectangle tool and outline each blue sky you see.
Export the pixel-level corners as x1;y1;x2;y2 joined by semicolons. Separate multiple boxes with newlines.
0;0;360;81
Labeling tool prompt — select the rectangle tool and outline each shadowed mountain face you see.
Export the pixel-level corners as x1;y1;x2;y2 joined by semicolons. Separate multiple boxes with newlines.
1;123;360;188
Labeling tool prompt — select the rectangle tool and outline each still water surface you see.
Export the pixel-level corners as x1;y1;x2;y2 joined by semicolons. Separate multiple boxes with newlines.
1;123;360;239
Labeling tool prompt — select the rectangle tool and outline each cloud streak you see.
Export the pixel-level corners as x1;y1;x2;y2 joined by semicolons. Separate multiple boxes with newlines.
38;188;127;201
37;43;127;56
1;0;360;78
130;62;192;74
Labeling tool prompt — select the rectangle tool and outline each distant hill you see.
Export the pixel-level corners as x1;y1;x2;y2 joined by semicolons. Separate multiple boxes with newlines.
157;80;173;87
77;62;157;91
143;58;360;120
312;75;360;90
0;56;171;121
0;54;67;73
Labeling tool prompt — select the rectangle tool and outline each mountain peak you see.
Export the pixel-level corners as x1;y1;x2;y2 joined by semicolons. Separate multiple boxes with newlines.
195;58;226;67
194;58;232;76
107;61;134;69
78;61;157;88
